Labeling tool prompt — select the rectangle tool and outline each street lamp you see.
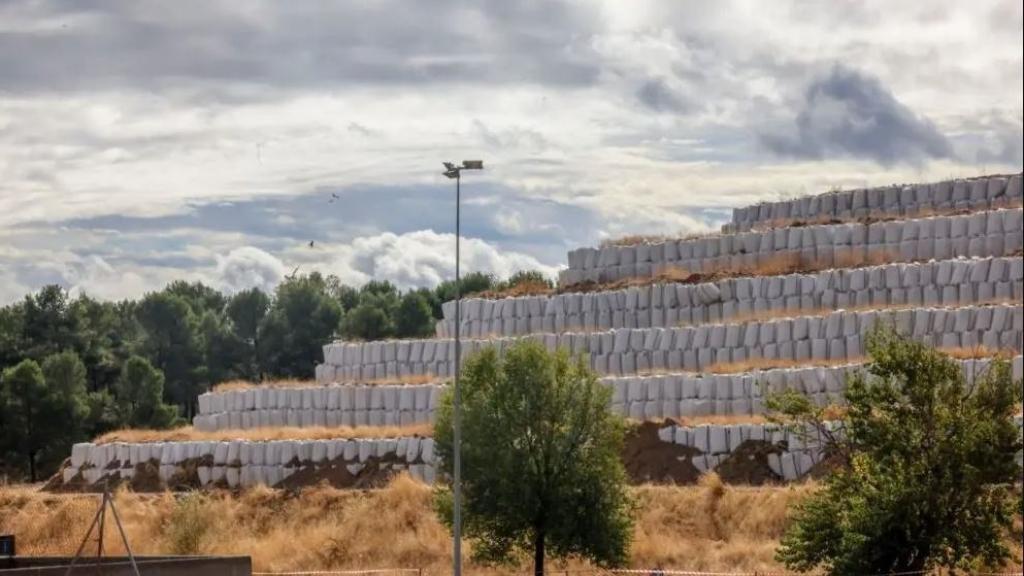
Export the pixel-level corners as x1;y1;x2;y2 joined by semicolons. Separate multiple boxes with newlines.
442;160;483;576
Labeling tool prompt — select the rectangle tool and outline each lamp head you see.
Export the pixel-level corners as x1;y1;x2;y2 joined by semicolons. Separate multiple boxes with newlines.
461;160;483;170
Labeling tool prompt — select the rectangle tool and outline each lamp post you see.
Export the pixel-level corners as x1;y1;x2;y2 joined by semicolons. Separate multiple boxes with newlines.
442;160;483;576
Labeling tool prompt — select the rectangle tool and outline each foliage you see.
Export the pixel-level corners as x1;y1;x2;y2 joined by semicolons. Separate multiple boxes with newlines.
433;340;634;575
1;358;89;481
395;291;436;338
166;492;215;555
113;356;181;429
258;273;343;378
0;268;550;480
773;327;1024;575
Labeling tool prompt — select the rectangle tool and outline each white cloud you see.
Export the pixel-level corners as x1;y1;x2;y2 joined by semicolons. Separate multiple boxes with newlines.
326;230;560;290
0;0;1020;301
63;255;151;301
215;246;286;294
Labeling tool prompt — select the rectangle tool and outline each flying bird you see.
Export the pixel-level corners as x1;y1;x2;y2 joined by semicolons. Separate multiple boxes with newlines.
308;240;315;248
329;192;340;204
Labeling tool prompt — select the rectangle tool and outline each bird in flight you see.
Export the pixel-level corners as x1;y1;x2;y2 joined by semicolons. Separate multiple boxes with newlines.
329;192;340;203
308;240;315;248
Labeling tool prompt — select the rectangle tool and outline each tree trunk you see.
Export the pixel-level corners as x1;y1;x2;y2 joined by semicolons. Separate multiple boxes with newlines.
533;526;545;576
28;451;37;483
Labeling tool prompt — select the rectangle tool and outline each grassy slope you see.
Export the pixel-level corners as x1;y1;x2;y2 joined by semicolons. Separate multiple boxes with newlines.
3;475;1021;574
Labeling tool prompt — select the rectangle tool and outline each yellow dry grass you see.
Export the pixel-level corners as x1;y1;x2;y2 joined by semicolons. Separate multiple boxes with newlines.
4;475;1019;573
93;424;433;445
746;197;1022;234
561;250;906;294
0;476;801;574
702;357;864;375
468;279;555;300
687;296;1023;329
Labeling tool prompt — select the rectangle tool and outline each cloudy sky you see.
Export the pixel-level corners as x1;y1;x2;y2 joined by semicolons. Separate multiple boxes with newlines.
1;0;1021;303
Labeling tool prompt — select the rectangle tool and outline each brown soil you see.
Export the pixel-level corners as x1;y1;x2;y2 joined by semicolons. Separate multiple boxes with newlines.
129;460;164;492
621;421;701;485
275;456;400;491
714;440;783;485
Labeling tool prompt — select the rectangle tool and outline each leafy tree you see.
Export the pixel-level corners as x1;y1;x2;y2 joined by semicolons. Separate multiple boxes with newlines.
491;270;554;295
395;290;436;338
433;341;633;575
113;356;180;429
0;303;26;369
773;327;1023;575
258;273;343;378
164;280;227;316
20;285;79;360
41;351;91;436
342;301;393;341
432;272;495;317
341;280;401;340
0;359;86;481
226;288;270;380
136;291;203;417
196;311;249;387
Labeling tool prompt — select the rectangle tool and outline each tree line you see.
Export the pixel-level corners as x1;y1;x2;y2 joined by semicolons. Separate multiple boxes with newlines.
0;270;551;481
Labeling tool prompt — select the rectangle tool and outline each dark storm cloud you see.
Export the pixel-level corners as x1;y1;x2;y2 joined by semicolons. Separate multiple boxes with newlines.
0;0;601;97
760;66;954;166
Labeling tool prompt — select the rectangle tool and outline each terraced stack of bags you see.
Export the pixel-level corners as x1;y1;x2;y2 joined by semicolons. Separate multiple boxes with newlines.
58;173;1024;491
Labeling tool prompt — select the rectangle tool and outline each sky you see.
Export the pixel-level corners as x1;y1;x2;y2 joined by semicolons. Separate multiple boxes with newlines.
1;0;1022;304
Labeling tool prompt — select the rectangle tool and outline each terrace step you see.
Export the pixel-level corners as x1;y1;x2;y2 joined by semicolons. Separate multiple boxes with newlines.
320;304;1024;381
438;256;1023;338
725;173;1021;233
195;356;1024;432
560;208;1023;287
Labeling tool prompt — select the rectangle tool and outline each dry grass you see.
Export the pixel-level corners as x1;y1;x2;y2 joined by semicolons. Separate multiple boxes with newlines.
93;424;433;445
702;357;866;375
468;279;555;300
5;476;1017;573
562;250;905;294
702;344;1018;376
686;296;1023;329
213;374;441;392
746;196;1022;234
0;477;803;574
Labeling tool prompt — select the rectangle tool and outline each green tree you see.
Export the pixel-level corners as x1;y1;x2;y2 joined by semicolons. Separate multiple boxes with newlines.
773;327;1023;575
41;350;91;434
0;358;86;481
136;291;203;417
433;341;633;575
20;285;79;360
433;272;495;317
226;288;270;380
113;356;180;429
164;280;227;316
395;290;435;338
258;273;343;378
340;280;401;340
496;270;554;293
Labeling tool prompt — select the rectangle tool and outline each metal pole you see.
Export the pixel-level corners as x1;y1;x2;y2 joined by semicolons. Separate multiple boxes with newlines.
96;490;107;575
453;170;463;576
107;490;142;576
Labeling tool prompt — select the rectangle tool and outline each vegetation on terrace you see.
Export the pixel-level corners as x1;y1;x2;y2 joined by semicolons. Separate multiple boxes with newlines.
0;270;549;482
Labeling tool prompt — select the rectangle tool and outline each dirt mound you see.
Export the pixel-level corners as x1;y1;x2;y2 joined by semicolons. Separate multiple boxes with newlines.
714;440;783;485
276;456;400;491
621;421;701;485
